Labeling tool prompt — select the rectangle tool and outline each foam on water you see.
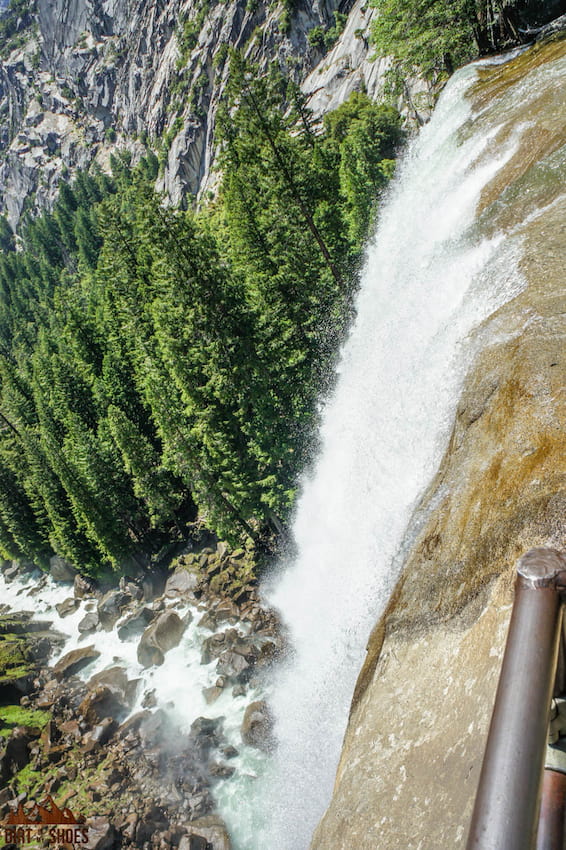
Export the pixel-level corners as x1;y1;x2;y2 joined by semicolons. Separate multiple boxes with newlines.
0;568;265;783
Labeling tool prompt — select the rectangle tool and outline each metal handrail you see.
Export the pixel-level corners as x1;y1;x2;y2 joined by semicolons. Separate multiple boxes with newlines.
466;548;566;850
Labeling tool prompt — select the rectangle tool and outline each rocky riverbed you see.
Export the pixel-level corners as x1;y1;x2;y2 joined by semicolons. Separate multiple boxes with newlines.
0;534;283;850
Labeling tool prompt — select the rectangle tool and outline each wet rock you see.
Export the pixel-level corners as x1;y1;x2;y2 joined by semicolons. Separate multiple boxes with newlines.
0;727;37;782
79;685;130;726
87;666;138;708
97;590;132;630
197;611;217;631
137;610;187;668
185;790;215;820
215;650;252;682
201;632;228;664
141;689;157;709
134;804;169;844
208;762;235;779
52;645;100;681
179;835;207;850
188;716;224;762
164;567;198;598
117;606;154;641
3;563;23;582
84;816;118;850
117;709;151;739
0;612;51;635
82;717;117;753
74;574;97;599
55;597;79;617
78;611;100;634
241;700;274;752
49;555;76;582
201;629;263;684
118;813;138;842
141;573;165;602
213;599;240;624
202;685;223;705
180;816;231;850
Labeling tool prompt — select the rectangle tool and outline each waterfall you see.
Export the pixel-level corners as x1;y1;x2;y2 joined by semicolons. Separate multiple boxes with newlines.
218;51;539;849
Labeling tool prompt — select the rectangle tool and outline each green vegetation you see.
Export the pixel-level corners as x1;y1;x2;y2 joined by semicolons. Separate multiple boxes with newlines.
0;0;36;58
0;632;33;682
176;0;210;69
0;56;403;576
307;11;348;52
370;0;537;80
0;705;50;737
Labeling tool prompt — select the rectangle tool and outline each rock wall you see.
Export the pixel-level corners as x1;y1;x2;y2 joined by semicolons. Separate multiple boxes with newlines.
1;0;408;229
311;35;566;850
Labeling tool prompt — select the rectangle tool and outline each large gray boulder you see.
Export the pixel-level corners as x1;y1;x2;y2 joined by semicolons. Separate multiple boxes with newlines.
97;590;131;630
53;645;100;681
179;816;231;850
49;555;76;582
164;567;198;598
240;700;274;752
137;610;187;668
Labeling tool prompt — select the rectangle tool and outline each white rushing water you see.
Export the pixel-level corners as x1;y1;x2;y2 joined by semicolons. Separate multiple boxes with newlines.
0;568;267;786
217;57;531;850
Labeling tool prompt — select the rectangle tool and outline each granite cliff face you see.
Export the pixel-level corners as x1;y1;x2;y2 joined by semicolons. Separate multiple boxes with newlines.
311;35;566;850
0;0;424;230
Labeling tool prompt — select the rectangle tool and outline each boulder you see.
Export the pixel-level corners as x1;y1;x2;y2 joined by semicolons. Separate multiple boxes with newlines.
0;629;38;699
117;710;152;739
85;816;118;850
179;836;207;850
74;574;97;599
201;630;259;681
164;567;198;598
55;597;79;618
213;599;240;624
3;563;23;582
203;685;223;704
82;718;117;753
138;709;172;747
78;685;130;726
180;816;231;850
216;650;252;682
78;611;100;634
201;631;228;664
53;646;100;681
137;610;187;668
0;726;37;783
97;590;131;630
241;700;274;752
49;555;76;582
117;606;154;641
87;666;138;708
188;716;224;762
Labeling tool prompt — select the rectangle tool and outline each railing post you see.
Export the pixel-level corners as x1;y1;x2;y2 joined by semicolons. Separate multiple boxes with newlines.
466;548;566;850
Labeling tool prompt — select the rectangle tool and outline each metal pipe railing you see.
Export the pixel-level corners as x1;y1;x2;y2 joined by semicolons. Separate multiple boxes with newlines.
466;548;566;850
536;768;566;849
